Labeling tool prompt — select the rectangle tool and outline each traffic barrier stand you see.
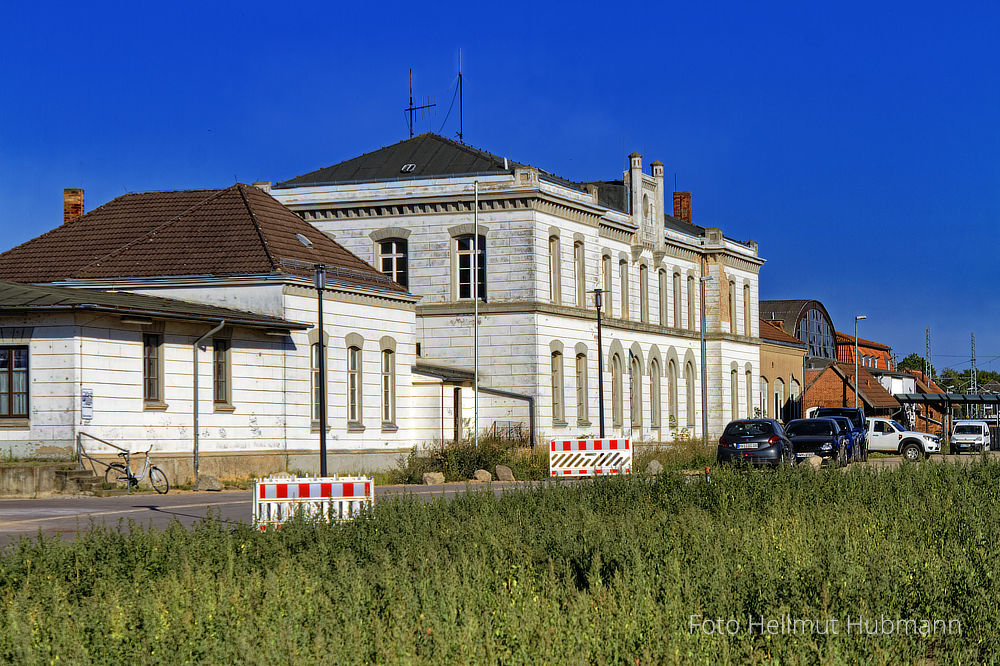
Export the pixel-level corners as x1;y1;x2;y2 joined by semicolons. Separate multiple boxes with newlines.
548;439;632;477
252;475;374;530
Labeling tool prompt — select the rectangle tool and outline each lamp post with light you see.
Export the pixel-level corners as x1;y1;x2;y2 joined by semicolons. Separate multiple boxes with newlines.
592;287;605;438
855;315;867;410
699;275;714;441
315;264;328;476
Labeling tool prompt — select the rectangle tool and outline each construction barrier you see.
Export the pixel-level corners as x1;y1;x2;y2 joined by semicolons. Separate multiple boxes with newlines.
549;439;631;477
252;475;374;530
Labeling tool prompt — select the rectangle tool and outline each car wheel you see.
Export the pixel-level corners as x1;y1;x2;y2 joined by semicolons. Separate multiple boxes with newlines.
901;442;922;462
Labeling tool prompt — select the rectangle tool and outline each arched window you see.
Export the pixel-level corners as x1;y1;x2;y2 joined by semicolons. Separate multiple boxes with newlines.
790;379;801;420
347;345;362;425
743;284;751;336
576;353;588;424
673;272;682;328
612;354;623;429
774;378;785;423
728;281;736;333
551;351;565;424
687;276;696;330
456;234;486;300
685;361;696;428
658;269;668;326
377;238;408;287
760;376;769;418
381;349;395;425
619;260;629;319
650;358;661;430
668;359;678;429
549;235;561;304
574;241;586;307
639;265;649;323
731;368;739;420
602;254;613;315
745;369;753;417
630;354;642;428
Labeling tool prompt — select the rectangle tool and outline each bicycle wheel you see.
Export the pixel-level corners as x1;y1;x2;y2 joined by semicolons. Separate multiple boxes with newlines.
104;463;129;490
149;466;170;494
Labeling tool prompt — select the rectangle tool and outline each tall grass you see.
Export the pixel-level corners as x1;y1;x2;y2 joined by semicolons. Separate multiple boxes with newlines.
2;461;999;663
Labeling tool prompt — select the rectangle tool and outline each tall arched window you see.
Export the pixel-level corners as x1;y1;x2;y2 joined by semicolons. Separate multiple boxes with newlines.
574;241;586;307
549;235;561;304
731;368;739;420
658;269;668;326
743;284;751;336
673;272;682;328
685;361;696;428
551;351;564;424
728;281;736;333
630;354;642;428
612;354;623;429
347;345;362;425
576;353;588;424
774;378;785;422
745;369;753;418
687;276;696;330
639;265;649;323
760;376;769;418
602;254;613;315
790;379;801;420
668;359;678;429
650;358;661;430
619;260;629;319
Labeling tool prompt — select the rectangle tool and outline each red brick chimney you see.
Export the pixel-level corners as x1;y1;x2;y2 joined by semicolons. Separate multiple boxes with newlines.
673;191;691;223
64;188;84;224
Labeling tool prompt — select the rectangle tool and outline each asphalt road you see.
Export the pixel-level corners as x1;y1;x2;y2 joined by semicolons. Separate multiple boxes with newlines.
0;481;533;550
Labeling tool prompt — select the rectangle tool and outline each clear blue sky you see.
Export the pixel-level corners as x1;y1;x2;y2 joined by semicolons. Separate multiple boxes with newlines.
2;1;998;372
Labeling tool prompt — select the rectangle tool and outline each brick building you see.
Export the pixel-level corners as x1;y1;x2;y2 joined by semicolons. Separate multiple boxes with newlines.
802;362;900;418
836;331;894;370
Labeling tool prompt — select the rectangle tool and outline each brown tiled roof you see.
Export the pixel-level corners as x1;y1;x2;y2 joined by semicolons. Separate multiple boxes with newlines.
834;331;892;351
832;362;899;409
0;184;406;293
759;318;806;347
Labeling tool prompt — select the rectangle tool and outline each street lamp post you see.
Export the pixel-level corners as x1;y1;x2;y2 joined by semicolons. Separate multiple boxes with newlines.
315;264;328;476
855;315;867;411
592;287;605;438
699;276;714;441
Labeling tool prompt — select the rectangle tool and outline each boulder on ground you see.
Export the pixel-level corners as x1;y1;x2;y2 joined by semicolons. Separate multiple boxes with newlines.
193;475;223;491
473;469;492;483
495;465;515;482
646;460;664;475
422;472;445;485
805;455;823;469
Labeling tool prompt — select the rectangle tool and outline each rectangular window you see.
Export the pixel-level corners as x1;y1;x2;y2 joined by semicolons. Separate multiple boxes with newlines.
378;239;408;287
673;273;682;328
0;347;28;418
728;282;737;333
658;270;668;326
212;338;230;405
143;334;163;405
602;255;612;314
687;276;696;330
457;235;486;300
348;346;362;424
574;242;586;307
549;236;561;304
743;284;751;336
551;352;565;424
311;343;322;422
381;349;395;425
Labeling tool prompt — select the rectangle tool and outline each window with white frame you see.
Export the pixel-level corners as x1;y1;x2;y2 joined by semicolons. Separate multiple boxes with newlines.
743;284;751;336
658;269;668;326
378;238;408;287
728;281;737;333
143;333;164;407
731;369;739;420
673;272;682;328
612;354;623;429
381;349;395;426
746;369;753;417
551;351;565;424
687;276;696;330
602;254;613;314
639;264;649;324
619;260;629;319
213;338;231;408
311;343;322;422
456;234;486;300
650;358;661;430
685;362;696;427
630;354;642;428
0;347;28;418
574;241;586;307
576;353;588;425
549;235;561;304
348;345;362;425
668;359;678;429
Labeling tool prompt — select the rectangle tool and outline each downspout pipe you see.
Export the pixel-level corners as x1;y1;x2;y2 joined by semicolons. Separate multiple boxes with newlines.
193;320;226;480
478;386;536;447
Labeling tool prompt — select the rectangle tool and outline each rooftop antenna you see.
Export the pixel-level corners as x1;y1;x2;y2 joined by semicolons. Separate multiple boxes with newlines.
925;327;932;381
458;49;464;144
405;69;436;138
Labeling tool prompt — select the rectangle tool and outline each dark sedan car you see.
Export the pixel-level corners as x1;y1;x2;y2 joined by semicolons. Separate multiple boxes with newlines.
828;416;860;461
785;418;849;466
717;419;794;467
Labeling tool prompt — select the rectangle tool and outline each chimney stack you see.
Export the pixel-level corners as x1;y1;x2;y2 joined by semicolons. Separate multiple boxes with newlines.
673;190;691;223
63;188;84;224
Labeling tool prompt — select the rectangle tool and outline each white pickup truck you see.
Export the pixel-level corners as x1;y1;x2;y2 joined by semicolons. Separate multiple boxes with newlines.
865;418;941;461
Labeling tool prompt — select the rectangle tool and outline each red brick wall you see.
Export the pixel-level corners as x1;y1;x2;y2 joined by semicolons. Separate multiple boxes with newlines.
802;368;858;413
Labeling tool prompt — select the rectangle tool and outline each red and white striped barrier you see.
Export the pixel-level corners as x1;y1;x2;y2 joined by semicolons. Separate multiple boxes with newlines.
549;439;632;477
252;476;374;530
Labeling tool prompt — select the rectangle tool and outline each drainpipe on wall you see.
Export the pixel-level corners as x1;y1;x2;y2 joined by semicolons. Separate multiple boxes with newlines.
478;386;536;447
193;320;226;481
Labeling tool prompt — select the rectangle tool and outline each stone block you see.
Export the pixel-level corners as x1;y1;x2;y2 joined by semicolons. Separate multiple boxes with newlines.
422;472;445;485
472;469;492;483
194;475;224;491
495;465;515;482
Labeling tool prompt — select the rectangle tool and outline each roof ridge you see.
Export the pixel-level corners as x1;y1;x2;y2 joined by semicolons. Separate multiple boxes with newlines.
236;184;278;272
68;187;233;276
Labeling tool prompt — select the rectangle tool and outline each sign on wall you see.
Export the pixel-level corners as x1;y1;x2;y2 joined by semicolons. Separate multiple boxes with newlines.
81;388;93;420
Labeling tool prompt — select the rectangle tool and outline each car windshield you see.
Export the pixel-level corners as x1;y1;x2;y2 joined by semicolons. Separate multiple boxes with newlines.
723;421;773;437
890;421;906;432
786;421;834;437
955;425;982;435
814;409;862;428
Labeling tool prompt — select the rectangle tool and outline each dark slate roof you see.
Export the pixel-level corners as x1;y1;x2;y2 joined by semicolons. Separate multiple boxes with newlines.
278;133;522;187
0;185;406;294
0;280;308;329
760;299;835;334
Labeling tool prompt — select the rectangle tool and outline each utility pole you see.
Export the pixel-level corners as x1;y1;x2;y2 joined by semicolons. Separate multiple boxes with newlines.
971;332;978;418
925;327;932;381
458;49;464;143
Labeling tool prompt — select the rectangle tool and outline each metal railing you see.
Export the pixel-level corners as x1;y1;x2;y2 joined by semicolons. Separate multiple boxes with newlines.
77;431;127;476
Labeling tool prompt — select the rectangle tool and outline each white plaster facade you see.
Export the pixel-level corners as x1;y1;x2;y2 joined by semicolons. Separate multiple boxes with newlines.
272;149;765;440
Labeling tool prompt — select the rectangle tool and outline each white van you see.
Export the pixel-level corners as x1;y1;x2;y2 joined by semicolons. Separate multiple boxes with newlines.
950;420;992;454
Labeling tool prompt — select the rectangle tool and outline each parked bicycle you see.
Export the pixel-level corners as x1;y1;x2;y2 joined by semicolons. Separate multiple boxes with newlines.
104;444;170;494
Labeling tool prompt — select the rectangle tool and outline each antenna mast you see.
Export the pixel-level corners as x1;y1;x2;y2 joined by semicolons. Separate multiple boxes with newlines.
458;49;464;144
405;69;436;138
925;327;932;381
